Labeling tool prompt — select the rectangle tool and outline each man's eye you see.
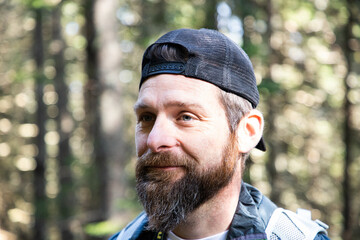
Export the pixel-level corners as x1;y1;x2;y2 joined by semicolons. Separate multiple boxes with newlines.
139;114;154;122
180;114;193;122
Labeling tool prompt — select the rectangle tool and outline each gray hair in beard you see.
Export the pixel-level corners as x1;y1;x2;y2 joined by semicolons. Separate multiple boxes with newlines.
135;135;238;232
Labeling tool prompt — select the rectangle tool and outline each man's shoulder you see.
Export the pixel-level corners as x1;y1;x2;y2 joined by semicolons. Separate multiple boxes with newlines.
241;182;278;226
241;183;330;239
109;212;148;240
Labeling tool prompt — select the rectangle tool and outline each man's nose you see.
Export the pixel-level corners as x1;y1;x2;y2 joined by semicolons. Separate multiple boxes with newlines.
147;116;178;153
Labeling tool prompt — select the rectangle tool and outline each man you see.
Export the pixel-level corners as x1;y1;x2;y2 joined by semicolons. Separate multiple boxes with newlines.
110;28;329;240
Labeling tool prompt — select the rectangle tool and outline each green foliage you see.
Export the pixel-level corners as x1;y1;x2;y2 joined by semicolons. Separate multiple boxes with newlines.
21;0;60;9
258;79;282;94
84;221;120;237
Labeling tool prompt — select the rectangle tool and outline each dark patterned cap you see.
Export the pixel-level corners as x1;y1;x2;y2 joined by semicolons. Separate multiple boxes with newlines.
140;28;265;151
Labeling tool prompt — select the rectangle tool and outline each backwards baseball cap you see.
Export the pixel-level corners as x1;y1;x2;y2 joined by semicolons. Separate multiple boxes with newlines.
140;28;265;151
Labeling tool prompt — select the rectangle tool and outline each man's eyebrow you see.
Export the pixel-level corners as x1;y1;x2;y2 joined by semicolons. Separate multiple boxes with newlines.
133;102;149;112
165;101;205;111
133;100;205;112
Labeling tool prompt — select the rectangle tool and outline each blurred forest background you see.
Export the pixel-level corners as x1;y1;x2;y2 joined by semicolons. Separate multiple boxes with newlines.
0;0;359;239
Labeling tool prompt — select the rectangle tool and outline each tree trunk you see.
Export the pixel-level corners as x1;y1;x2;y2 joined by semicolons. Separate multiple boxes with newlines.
52;4;74;240
84;0;129;227
342;0;356;238
83;0;108;225
94;0;127;219
33;7;47;240
263;0;281;203
203;0;218;29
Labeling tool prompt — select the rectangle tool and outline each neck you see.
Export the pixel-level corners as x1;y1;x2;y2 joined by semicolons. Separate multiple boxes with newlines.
172;162;242;239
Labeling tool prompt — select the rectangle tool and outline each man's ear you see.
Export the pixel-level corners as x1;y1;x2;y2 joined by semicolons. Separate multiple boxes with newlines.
236;109;264;153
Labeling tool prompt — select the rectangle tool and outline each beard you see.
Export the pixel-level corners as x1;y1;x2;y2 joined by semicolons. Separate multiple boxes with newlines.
135;134;239;232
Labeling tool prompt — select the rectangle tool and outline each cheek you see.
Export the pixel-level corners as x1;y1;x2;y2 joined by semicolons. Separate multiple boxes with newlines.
135;131;148;157
181;133;226;167
189;124;230;165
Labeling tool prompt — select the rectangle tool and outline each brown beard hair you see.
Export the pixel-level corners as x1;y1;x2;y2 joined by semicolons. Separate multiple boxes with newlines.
135;133;240;232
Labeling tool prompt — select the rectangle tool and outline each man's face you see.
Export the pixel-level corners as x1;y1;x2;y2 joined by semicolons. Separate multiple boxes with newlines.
134;74;240;232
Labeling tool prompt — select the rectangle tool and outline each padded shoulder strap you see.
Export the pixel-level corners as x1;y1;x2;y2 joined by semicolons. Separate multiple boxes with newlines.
265;208;328;240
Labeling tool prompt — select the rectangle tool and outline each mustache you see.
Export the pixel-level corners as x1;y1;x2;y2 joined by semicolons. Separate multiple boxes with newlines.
137;151;196;169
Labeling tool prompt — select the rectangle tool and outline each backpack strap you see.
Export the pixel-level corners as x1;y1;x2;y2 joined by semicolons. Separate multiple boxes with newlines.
265;208;328;240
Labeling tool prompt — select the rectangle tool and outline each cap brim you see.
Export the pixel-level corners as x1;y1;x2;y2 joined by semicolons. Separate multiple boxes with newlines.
255;137;266;151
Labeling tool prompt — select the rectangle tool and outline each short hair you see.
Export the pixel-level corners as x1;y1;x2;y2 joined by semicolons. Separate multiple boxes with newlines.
144;43;253;161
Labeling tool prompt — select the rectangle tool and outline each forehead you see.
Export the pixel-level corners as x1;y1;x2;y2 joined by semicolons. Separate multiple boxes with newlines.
137;74;222;107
